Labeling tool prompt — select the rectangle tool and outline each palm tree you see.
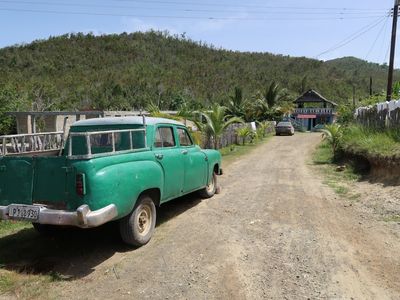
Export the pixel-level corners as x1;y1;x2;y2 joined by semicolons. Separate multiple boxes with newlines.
321;124;342;154
264;81;288;108
236;126;251;145
242;91;269;121
226;87;247;119
197;104;244;149
256;121;271;138
278;101;296;117
146;101;160;114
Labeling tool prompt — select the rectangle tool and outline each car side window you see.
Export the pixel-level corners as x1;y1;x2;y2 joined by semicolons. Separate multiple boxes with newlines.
177;128;193;147
154;127;176;148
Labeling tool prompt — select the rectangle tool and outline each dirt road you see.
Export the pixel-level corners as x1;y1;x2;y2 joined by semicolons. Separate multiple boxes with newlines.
52;133;400;299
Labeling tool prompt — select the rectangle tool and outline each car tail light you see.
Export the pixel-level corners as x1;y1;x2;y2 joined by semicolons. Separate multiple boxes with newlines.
76;173;86;196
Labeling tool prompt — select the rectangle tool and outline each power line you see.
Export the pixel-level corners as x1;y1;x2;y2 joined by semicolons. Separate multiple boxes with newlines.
0;1;388;16
113;0;388;12
316;16;388;58
0;7;387;21
380;13;391;63
384;42;391;63
365;16;390;60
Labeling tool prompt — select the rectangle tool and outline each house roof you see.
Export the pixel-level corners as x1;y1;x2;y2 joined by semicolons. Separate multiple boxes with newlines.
72;116;184;127
294;89;338;106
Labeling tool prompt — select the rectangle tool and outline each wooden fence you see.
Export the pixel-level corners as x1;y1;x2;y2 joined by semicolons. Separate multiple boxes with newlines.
355;100;400;129
202;122;275;149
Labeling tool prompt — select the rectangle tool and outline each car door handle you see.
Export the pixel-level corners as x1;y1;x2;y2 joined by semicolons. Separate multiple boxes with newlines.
181;150;188;155
155;153;164;160
0;165;6;172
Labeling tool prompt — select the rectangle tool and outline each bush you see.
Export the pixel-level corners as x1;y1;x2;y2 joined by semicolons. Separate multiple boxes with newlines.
340;125;400;158
321;124;343;155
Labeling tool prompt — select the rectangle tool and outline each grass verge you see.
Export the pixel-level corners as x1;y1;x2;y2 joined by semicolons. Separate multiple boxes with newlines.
312;141;361;201
341;125;400;158
0;270;59;299
0;221;31;237
219;134;273;166
0;221;64;299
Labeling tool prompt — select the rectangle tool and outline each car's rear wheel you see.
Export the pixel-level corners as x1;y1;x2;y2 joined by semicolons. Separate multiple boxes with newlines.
198;172;217;198
119;195;156;247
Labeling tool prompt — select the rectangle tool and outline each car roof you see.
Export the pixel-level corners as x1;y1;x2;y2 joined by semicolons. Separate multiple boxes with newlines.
72;116;184;127
277;121;292;125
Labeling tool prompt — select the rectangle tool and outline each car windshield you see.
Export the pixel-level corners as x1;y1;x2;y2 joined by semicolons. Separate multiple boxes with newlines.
277;122;291;127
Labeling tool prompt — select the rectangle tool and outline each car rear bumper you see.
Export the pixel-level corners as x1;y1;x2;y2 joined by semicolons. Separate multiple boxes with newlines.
0;204;118;228
275;129;294;134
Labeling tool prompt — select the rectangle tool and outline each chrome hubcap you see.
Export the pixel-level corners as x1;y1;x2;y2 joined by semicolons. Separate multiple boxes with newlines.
206;176;215;193
137;205;151;235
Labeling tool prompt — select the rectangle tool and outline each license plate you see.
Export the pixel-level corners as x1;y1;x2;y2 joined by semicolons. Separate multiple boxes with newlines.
8;205;40;221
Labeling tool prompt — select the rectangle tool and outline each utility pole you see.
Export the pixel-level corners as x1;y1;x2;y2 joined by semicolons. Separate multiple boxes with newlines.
387;0;400;101
369;76;373;96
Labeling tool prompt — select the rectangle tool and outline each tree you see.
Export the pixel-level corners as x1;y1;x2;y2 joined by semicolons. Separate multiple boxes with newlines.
226;87;247;119
236;126;251;145
337;105;354;124
321;124;343;154
299;75;308;94
197;104;244;149
277;101;295;117
264;81;288;108
393;81;400;99
256;120;271;138
0;84;30;135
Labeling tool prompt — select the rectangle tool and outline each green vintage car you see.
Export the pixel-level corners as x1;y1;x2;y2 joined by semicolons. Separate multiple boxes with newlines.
0;117;222;246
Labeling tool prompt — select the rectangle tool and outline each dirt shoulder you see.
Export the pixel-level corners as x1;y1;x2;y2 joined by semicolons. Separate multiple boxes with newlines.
3;133;400;299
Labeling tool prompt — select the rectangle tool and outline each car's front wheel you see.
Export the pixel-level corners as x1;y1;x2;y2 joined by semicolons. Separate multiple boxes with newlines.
198;172;217;198
119;195;156;247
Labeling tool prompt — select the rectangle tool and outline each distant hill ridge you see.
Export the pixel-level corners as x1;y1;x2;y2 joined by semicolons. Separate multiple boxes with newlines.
0;31;397;111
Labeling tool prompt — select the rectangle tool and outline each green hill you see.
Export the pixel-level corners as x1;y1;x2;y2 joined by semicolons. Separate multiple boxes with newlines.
0;31;397;115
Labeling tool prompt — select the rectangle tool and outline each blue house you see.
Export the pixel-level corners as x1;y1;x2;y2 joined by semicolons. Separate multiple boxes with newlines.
292;89;337;131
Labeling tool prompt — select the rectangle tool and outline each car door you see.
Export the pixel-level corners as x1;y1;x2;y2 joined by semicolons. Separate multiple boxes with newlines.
176;127;207;193
153;125;184;201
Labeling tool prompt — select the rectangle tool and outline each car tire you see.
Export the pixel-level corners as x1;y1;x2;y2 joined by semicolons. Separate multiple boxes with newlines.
198;172;217;198
119;195;156;247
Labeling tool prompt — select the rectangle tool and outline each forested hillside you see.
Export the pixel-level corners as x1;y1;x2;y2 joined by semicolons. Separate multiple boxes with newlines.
0;31;397;115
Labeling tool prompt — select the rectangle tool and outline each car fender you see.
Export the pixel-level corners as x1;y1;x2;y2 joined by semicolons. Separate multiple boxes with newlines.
77;160;163;219
201;149;222;182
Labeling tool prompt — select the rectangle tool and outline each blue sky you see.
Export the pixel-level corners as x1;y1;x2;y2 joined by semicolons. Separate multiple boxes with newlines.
0;0;397;65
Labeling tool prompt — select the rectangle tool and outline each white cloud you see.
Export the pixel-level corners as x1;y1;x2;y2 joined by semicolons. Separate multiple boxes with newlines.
120;17;179;35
